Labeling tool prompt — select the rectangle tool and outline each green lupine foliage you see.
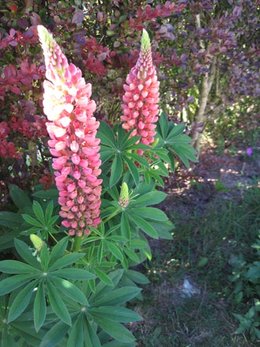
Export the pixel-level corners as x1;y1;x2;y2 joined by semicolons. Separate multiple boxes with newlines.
0;29;196;345
156;112;198;169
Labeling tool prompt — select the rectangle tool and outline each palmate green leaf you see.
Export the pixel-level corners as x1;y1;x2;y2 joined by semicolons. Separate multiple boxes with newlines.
34;282;46;332
151;220;174;240
126;270;150;285
97;239;105;264
32;201;45;224
51;268;96;280
0;260;40;274
101;205;118;219
124;156;139;185
108;235;126;243
9;321;44;346
98;121;117;148
170;144;197;168
110;155;123;187
90;306;142;323
49;216;59;226
127;152;149;168
0;274;35;296
132;191;167;207
104;181;120;200
93;286;141;306
49;237;68;266
133;181;154;196
131;207;168;222
49;253;85;271
131;238;152;261
166;123;186;138
155;161;169;177
157;112;197;168
0;211;23;229
45;201;54;222
143;168;164;186
105;241;124;262
0;231;17;252
117;125;130;148
157;112;168;139
93;270;124;299
129;214;158;239
100;147;115;164
167;133;191;144
14;239;41;269
40;321;68;347
22;214;43;228
121;213;131;239
67;315;84;347
9;184;32;210
8;280;37;322
0;330;16;347
84;320;102;347
123;248;140;264
32;188;58;200
39;244;50;271
51;277;88;305
123;135;141;149
130;239;149;250
95;268;114;287
46;281;72;326
93;318;135;344
128;143;150;151
152;148;172;164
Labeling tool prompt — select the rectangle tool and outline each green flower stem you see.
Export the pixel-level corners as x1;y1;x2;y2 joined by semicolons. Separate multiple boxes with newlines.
103;208;121;224
73;236;82;252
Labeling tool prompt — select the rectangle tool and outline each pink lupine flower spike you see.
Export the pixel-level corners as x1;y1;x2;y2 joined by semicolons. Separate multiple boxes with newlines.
121;29;160;148
37;25;102;237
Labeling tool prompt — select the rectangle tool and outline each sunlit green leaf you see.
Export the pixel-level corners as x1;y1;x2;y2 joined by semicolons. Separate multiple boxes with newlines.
34;282;46;332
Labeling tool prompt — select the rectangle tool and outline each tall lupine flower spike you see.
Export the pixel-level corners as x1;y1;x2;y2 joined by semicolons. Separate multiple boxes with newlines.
121;29;160;147
37;25;102;237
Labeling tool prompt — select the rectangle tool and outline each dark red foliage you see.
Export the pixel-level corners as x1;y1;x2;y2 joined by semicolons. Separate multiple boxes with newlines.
0;0;258;192
129;2;186;30
79;37;115;76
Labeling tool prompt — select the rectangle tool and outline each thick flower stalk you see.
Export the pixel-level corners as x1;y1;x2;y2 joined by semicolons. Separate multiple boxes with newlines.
38;25;102;236
121;29;160;146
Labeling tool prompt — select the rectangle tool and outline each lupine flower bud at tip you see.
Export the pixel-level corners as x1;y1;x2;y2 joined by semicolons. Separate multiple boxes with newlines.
121;29;160;149
30;234;44;252
38;25;102;237
119;182;129;208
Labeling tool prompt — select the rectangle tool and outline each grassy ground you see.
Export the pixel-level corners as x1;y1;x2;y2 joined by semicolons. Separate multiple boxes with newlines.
132;185;260;347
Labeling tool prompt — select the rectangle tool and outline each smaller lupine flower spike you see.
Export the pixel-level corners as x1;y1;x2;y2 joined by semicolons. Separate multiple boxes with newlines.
119;182;130;208
121;29;160;147
38;25;102;237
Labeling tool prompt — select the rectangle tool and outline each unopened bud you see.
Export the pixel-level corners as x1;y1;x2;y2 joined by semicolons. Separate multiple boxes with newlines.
119;182;129;208
141;29;151;52
30;234;44;252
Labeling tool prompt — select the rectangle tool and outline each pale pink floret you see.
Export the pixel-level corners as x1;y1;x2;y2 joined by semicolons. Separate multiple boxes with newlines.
38;25;102;236
121;30;159;149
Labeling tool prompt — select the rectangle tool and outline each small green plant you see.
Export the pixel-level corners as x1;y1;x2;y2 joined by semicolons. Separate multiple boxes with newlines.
214;179;229;192
230;236;260;341
233;301;260;340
